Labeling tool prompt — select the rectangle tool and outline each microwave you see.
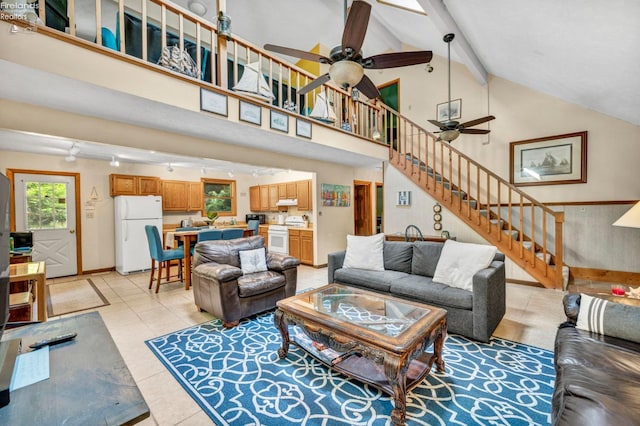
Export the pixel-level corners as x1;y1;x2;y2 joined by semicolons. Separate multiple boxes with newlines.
246;214;266;224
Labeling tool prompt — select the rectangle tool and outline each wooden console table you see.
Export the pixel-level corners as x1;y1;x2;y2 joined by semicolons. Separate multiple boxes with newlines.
0;312;150;425
9;261;46;322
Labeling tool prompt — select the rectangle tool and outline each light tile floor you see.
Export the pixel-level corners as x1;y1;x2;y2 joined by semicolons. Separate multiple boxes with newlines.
46;267;566;425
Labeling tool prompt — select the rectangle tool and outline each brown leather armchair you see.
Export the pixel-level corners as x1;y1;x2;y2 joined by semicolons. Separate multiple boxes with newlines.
191;235;300;327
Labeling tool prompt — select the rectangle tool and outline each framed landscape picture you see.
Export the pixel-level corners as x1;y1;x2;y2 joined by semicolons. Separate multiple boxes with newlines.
270;110;288;133
239;101;261;125
296;119;312;139
200;89;228;117
509;131;587;186
436;98;461;121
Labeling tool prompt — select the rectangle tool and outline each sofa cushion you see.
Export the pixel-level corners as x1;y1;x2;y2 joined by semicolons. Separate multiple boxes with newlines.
343;233;385;271
334;269;408;293
383;242;413;273
390;275;473;310
239;247;267;274
237;270;285;298
411;242;444;277
576;293;640;344
433;240;497;291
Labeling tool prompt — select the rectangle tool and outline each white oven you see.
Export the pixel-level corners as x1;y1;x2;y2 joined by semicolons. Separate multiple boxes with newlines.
267;225;289;254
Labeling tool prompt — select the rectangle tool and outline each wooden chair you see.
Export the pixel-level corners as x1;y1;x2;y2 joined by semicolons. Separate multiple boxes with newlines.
144;225;184;293
404;224;424;242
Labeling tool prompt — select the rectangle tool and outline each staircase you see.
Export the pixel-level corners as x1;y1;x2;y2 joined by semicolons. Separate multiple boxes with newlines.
387;118;565;289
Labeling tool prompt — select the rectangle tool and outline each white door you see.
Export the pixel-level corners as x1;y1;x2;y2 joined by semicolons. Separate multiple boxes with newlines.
14;173;78;278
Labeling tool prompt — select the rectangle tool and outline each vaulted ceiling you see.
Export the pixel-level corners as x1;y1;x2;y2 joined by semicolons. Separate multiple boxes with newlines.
178;0;639;126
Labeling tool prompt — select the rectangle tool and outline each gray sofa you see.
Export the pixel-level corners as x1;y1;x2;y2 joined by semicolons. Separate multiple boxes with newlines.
328;241;505;342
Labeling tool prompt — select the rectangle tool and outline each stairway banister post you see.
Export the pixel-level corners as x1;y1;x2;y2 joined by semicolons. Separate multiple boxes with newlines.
554;211;565;289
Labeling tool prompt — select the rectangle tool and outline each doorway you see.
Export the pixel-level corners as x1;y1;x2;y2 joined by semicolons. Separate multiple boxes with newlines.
378;79;400;147
9;169;81;278
353;180;372;236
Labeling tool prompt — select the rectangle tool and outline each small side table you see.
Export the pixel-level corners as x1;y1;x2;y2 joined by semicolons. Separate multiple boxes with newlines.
9;261;46;322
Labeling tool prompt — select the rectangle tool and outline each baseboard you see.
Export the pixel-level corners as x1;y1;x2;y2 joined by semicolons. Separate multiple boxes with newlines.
506;279;544;288
570;267;640;286
85;267;116;275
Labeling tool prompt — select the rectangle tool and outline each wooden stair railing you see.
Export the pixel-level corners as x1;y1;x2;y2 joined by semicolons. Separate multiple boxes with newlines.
384;104;564;289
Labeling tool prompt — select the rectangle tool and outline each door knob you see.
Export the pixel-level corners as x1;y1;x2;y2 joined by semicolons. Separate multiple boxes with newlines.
70;229;75;234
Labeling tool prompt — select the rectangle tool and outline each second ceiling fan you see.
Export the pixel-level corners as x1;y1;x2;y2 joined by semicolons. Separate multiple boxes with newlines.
428;33;495;142
264;1;432;99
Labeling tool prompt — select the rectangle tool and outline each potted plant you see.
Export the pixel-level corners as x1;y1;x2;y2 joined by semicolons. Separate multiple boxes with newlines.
204;210;218;227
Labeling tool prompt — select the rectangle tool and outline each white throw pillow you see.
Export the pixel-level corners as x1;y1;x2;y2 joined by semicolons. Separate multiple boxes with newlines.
433;240;497;291
342;233;385;271
239;247;268;274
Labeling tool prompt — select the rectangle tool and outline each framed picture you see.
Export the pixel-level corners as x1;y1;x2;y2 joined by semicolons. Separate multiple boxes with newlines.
397;191;411;206
296;119;312;139
510;131;587;186
436;98;461;121
270;110;289;133
200;88;228;117
321;183;350;207
239;101;261;125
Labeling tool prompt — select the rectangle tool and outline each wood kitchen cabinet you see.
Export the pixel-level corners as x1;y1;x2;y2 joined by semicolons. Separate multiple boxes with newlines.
110;174;161;196
161;180;202;212
269;185;279;211
277;183;287;200
258;225;269;248
296;180;311;211
249;186;261;211
288;228;313;265
259;185;270;211
286;182;296;199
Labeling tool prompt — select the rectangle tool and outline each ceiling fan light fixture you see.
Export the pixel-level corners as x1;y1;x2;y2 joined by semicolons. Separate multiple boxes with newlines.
439;129;460;142
187;0;207;16
329;60;364;88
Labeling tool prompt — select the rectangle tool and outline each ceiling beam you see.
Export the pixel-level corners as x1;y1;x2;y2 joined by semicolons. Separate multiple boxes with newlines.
418;0;488;85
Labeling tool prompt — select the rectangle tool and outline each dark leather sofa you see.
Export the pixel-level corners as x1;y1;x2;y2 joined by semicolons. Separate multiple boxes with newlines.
191;236;300;327
553;293;640;425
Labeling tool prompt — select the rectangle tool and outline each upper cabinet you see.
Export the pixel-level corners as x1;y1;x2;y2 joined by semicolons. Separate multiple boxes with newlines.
110;174;161;196
161;180;202;212
249;180;312;212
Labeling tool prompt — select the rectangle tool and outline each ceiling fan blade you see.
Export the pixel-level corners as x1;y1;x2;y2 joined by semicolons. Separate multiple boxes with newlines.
362;51;433;69
298;73;331;96
342;0;371;55
354;75;380;99
264;44;331;63
428;119;446;128
460;128;491;134
459;115;495;128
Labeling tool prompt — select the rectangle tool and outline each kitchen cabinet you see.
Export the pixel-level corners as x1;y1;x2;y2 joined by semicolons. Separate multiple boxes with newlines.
300;230;313;265
249;186;261;211
286;182;297;199
110;174;161;196
259;185;270;211
161;180;202;212
269;185;279;211
288;229;301;260
258;225;269;248
288;228;313;265
278;183;287;200
296;180;311;211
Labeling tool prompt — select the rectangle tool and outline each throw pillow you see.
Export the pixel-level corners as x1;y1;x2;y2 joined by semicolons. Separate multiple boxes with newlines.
343;233;385;271
238;247;268;274
576;293;640;343
432;240;497;291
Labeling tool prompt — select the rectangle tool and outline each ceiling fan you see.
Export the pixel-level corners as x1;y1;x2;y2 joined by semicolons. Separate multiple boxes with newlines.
428;33;495;142
264;1;432;99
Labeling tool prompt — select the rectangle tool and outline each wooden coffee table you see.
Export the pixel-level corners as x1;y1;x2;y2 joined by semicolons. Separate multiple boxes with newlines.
274;283;447;425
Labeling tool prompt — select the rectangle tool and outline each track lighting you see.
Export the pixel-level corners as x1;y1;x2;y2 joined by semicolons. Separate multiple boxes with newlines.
201;167;206;175
227;171;234;178
65;154;76;162
167;163;174;172
69;143;80;156
252;171;258;177
110;156;120;167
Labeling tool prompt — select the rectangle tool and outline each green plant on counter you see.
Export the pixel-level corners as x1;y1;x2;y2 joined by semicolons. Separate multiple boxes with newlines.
204;210;218;225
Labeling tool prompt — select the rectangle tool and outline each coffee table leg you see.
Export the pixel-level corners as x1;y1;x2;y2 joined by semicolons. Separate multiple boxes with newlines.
434;319;447;372
274;309;290;359
384;355;407;426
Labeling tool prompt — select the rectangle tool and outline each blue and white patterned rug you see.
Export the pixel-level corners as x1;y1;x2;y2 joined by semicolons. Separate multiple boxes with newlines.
145;312;554;425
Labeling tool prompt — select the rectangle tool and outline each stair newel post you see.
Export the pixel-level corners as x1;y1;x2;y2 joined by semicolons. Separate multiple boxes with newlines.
508;188;513;250
457;154;462;212
519;198;524;258
486;173;491;233
542;212;548;276
466;161;471;217
448;146;453;205
530;203;536;263
439;143;445;198
496;181;501;241
216;0;229;90
554;212;565;289
476;167;481;225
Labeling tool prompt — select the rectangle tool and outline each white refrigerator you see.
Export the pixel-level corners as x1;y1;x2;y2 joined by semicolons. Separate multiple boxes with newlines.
115;195;163;275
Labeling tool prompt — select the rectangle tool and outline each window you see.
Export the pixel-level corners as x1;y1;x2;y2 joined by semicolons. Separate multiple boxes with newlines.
202;178;236;216
26;181;68;230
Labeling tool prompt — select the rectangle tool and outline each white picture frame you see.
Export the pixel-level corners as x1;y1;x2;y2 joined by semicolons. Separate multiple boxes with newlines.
200;88;228;117
239;101;262;125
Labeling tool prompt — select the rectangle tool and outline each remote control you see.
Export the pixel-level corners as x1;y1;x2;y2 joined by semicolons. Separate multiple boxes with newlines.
29;332;77;350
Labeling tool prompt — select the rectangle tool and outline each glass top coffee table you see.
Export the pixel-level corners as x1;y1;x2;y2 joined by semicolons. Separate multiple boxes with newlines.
275;283;447;425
